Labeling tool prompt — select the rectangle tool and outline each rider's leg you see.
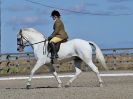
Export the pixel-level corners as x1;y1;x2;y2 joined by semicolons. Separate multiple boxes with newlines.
49;42;58;59
50;37;62;59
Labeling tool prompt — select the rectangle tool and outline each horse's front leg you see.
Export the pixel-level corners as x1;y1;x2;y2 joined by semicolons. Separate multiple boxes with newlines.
53;71;62;88
48;63;62;88
26;60;44;89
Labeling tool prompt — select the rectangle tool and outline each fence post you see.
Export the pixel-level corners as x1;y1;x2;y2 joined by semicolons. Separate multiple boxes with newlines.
112;50;117;70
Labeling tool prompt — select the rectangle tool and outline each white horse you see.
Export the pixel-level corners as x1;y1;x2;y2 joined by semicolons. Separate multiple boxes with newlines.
17;28;108;89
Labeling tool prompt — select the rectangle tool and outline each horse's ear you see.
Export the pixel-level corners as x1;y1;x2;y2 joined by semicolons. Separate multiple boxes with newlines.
19;29;22;35
17;29;22;37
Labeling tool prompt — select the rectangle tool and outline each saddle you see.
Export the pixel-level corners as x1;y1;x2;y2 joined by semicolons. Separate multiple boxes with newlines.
48;39;68;53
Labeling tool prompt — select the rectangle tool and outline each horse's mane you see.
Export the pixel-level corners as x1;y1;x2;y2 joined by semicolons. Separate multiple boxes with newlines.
21;28;46;39
23;28;39;33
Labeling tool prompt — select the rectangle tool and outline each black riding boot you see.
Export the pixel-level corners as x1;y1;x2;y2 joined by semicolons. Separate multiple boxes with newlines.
49;42;58;59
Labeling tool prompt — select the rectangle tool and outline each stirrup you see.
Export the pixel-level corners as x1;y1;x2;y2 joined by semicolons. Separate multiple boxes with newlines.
51;58;57;64
50;54;58;59
55;54;59;58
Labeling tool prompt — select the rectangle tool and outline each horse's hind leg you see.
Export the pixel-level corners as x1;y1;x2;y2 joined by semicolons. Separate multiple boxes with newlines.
65;60;82;87
87;60;103;87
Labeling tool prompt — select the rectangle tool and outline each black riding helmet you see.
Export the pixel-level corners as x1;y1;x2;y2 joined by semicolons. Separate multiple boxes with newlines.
51;10;61;17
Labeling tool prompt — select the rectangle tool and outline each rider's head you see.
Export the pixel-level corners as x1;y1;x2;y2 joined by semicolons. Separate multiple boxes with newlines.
51;10;61;20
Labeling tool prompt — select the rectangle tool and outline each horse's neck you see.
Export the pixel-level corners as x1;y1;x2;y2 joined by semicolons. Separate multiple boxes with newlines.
25;32;45;44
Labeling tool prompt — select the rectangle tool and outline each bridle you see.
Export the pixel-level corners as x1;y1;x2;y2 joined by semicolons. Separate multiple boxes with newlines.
17;33;48;54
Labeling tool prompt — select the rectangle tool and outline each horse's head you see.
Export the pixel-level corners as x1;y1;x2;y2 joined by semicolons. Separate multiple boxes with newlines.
17;29;28;52
17;28;47;52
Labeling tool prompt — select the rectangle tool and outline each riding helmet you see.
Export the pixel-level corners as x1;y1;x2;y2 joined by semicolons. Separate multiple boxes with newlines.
51;10;61;17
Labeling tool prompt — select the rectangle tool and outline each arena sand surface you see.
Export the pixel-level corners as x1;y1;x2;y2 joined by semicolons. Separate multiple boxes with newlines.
0;70;133;99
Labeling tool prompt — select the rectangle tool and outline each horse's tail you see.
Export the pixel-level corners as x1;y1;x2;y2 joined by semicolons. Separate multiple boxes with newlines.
89;41;108;70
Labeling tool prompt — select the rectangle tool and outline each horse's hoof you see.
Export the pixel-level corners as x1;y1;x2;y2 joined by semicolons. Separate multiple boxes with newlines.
58;84;62;88
99;82;103;87
26;84;31;89
65;83;71;88
100;84;103;87
65;85;70;88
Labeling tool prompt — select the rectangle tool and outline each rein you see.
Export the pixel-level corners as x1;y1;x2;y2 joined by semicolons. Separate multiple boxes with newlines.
22;39;47;47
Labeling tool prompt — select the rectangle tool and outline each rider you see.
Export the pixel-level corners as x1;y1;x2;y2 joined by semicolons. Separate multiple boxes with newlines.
48;10;68;59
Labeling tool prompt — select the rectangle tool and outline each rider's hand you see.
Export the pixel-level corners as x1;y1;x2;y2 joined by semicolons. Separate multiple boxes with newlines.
48;36;52;41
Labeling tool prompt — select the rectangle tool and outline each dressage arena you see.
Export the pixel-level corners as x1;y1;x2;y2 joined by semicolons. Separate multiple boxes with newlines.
0;48;133;99
0;70;133;99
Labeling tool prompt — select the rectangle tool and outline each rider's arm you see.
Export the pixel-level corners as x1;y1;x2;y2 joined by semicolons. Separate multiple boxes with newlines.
51;21;61;37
